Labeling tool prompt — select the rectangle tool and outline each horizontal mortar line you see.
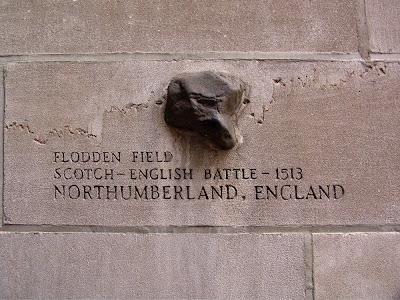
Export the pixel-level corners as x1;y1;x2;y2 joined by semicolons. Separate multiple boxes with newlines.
370;53;400;62
0;224;399;234
0;52;363;63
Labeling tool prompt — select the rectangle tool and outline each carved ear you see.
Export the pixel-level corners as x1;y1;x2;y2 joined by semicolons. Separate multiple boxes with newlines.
164;71;245;150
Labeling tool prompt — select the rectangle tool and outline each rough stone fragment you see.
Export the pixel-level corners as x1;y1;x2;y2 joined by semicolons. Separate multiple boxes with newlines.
0;232;306;299
165;71;245;150
314;233;400;300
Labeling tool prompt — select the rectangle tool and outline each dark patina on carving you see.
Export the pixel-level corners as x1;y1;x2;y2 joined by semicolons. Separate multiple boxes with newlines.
164;71;246;150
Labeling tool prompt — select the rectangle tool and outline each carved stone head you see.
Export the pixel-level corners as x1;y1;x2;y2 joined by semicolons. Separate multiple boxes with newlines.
164;71;246;150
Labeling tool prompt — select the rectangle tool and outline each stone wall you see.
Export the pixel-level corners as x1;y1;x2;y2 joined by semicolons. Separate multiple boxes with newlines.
1;1;399;299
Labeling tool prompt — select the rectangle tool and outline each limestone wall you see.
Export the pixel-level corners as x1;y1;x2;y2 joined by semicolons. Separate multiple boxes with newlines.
1;1;399;299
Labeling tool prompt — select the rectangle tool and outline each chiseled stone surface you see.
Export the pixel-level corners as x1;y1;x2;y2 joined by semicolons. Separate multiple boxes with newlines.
366;0;400;53
314;233;400;300
4;61;400;226
0;0;357;54
0;232;305;299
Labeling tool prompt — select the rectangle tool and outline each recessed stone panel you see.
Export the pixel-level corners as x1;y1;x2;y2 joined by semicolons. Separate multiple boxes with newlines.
0;0;358;55
366;0;400;53
4;61;400;226
0;232;305;299
314;233;400;300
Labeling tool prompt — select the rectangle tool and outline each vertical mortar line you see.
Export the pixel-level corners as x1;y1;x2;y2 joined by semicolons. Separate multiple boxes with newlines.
311;232;316;300
0;66;4;227
355;0;372;61
304;231;314;300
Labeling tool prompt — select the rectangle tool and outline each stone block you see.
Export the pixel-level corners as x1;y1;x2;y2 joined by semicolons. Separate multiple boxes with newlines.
4;61;400;226
366;0;400;53
0;0;358;55
313;233;400;300
0;232;306;299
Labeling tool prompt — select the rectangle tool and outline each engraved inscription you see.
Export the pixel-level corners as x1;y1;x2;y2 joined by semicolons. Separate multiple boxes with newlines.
52;151;344;202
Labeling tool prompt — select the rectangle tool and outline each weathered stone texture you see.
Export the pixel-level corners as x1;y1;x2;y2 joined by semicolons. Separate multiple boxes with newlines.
4;61;400;227
0;232;305;299
0;0;358;55
366;0;400;53
314;233;400;300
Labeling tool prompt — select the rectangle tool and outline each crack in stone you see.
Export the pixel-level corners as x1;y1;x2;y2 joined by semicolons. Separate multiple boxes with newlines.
5;98;154;145
5;122;97;145
103;99;150;116
5;63;392;145
270;62;388;105
247;62;390;128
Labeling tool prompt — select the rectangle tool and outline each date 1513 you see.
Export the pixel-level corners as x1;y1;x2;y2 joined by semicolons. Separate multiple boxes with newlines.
275;168;303;180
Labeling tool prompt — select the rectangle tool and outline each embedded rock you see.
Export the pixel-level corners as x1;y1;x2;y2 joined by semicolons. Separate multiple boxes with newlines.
164;71;246;150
